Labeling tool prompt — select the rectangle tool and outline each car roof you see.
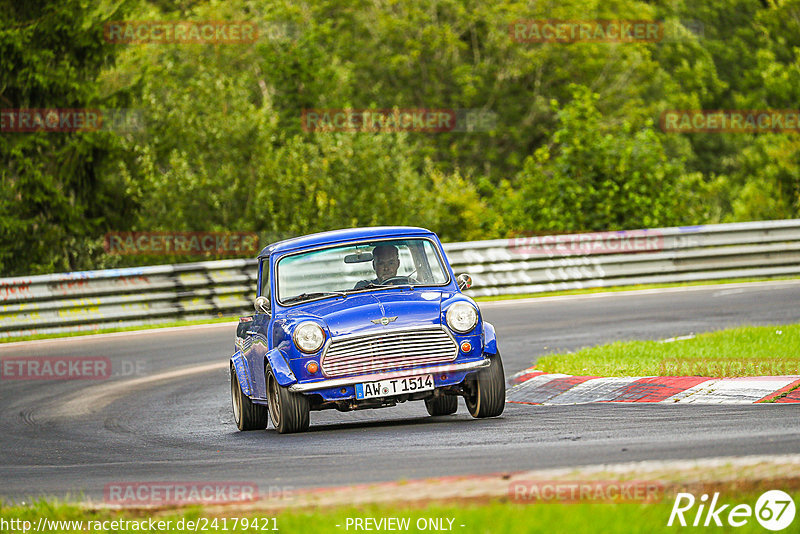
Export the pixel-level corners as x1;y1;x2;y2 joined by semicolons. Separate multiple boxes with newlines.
258;226;436;257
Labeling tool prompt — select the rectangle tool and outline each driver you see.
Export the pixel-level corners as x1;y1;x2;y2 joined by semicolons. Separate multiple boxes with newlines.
354;244;400;289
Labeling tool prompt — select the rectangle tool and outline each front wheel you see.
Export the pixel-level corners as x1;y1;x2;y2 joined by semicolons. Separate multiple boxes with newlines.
266;366;310;434
425;394;458;416
464;353;506;418
231;365;268;431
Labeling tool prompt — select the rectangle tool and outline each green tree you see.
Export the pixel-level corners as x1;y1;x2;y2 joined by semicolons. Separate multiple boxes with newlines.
504;85;706;233
0;0;134;275
5;0;800;276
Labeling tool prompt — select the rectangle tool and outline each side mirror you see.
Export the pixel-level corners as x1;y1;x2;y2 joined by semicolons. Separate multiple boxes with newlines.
456;273;472;291
254;296;271;314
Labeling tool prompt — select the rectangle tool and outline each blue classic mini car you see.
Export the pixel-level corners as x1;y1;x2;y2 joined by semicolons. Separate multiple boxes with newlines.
230;226;505;433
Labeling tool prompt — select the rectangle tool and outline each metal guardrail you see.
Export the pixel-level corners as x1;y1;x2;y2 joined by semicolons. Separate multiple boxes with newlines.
2;220;799;338
449;219;800;297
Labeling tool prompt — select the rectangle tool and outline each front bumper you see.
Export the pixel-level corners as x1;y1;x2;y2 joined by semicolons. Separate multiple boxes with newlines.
287;357;490;393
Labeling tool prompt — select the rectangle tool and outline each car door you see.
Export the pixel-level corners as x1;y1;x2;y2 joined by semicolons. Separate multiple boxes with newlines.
241;256;273;400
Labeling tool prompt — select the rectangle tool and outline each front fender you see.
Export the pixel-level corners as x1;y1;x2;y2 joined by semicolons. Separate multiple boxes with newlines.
483;321;498;355
266;348;297;387
230;351;252;396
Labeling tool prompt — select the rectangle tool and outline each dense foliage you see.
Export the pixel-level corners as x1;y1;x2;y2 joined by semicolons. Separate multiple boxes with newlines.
2;0;799;275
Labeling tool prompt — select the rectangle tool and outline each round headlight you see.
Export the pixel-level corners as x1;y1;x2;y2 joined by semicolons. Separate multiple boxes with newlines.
446;302;478;333
293;322;325;353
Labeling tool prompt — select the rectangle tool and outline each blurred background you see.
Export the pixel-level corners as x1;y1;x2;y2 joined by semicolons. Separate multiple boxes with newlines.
2;0;799;276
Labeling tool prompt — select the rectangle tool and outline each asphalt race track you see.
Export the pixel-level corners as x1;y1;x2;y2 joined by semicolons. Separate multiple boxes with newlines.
2;281;799;502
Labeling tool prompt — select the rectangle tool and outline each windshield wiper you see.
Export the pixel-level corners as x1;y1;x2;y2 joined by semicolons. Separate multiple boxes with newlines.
346;282;413;293
353;282;386;291
282;291;346;304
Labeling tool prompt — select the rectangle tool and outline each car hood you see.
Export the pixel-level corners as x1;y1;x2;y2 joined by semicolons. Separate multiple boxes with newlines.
285;290;450;337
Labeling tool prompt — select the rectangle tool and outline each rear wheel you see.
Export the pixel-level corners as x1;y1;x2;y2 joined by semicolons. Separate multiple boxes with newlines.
266;366;310;434
425;394;458;416
464;353;506;418
231;365;268;431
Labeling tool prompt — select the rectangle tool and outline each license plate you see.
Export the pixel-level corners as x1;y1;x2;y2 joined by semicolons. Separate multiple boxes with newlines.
355;374;435;400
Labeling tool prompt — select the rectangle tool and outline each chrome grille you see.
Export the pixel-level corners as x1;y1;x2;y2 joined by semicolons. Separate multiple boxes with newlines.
321;326;458;377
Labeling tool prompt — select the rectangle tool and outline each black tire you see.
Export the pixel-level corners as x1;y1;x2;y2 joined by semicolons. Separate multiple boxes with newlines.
425;394;458;416
266;366;310;434
231;365;268;431
464;353;506;418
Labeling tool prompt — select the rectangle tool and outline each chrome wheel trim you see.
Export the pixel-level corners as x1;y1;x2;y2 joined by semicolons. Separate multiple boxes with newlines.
267;372;281;428
231;370;242;424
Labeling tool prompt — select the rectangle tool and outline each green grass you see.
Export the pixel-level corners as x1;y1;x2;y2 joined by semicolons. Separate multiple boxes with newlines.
0;316;237;344
3;492;796;533
535;324;800;378
473;275;800;302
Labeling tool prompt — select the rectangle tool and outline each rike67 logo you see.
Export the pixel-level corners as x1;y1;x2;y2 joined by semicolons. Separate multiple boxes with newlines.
668;490;795;530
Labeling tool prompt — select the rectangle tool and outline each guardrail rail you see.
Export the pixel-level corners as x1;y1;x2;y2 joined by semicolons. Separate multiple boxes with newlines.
2;220;799;338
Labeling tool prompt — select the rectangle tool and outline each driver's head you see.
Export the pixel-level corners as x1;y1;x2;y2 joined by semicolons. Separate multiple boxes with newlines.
372;244;399;282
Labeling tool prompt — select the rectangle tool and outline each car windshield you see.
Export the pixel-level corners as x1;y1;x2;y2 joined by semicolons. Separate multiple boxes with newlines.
276;238;449;304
